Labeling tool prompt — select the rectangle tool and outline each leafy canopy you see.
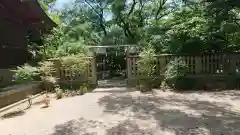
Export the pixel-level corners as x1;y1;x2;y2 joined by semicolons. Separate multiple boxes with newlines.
37;0;240;54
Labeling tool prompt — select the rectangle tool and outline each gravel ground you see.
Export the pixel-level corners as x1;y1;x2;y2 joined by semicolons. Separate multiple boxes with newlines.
1;87;240;135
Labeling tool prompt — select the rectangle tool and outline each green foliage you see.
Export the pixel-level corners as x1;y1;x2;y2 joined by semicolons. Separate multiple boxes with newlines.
42;26;66;59
28;0;240;91
38;61;57;91
164;58;189;89
12;61;57;87
137;45;156;92
60;54;89;73
101;25;128;45
44;0;240;54
41;76;57;86
156;7;209;53
41;25;88;59
137;45;156;76
38;61;56;76
39;0;60;24
79;85;88;95
55;41;87;57
12;64;39;84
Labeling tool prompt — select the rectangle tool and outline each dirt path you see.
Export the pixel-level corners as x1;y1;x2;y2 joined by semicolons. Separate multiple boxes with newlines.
1;87;240;135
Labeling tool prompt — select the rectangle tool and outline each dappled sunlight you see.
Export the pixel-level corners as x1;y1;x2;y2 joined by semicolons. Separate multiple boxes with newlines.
98;90;240;135
1;110;25;119
50;118;105;135
1;88;240;135
105;120;154;135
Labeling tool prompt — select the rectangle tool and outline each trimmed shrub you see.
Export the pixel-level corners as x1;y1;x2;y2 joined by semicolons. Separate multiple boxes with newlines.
38;61;58;92
55;87;63;99
12;64;39;84
164;58;194;90
137;45;156;92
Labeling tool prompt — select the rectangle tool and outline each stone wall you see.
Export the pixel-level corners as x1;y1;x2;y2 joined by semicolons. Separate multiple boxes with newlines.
0;82;42;108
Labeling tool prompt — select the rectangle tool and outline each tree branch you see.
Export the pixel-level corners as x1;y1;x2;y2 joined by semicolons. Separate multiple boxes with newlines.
128;0;137;17
84;0;101;16
155;0;167;20
156;10;172;20
84;0;107;36
138;0;145;27
99;9;107;36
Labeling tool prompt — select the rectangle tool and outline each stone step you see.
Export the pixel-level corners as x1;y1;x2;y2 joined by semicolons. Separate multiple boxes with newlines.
97;79;126;88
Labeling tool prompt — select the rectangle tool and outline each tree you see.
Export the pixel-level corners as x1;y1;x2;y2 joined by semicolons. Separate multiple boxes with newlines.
59;4;101;45
39;0;61;24
41;0;240;53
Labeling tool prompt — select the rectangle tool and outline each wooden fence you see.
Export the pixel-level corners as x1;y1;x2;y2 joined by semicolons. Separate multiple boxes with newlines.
127;53;240;88
51;57;97;88
48;53;240;89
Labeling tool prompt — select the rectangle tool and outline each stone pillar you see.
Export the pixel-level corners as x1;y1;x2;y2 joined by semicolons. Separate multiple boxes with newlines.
91;52;98;86
126;47;132;85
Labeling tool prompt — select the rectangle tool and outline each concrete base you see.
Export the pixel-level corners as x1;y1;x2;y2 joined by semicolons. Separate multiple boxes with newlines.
127;75;240;90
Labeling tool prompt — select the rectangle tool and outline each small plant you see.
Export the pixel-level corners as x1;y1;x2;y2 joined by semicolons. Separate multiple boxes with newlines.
137;45;156;92
60;55;89;89
42;94;50;107
79;85;88;95
164;57;190;89
60;54;89;73
12;64;39;84
40;76;57;91
38;61;58;92
55;87;63;99
38;61;56;76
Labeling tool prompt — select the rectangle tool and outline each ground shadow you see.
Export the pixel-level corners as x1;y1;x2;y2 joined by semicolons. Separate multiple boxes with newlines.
32;100;44;105
41;105;50;109
51;118;104;135
1;110;25;119
175;89;240;101
98;91;240;135
105;120;153;135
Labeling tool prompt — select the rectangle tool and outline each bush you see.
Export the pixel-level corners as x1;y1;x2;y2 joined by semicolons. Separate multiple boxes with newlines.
79;84;88;95
38;61;56;76
38;61;58;92
60;54;89;89
164;58;192;90
60;54;89;73
41;76;58;91
55;42;87;57
137;45;156;92
12;64;40;84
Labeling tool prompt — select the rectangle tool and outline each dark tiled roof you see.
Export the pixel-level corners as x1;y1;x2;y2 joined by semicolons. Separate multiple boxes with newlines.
0;0;56;29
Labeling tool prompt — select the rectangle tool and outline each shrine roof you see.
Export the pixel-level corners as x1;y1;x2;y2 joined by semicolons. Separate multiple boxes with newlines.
0;0;57;29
